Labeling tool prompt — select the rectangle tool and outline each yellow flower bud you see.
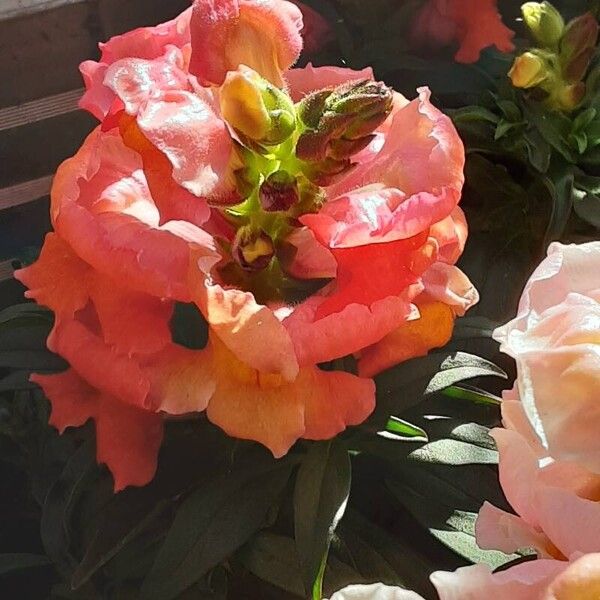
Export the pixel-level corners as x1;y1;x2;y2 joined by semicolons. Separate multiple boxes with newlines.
220;65;296;147
554;82;586;111
509;51;550;89
522;2;565;47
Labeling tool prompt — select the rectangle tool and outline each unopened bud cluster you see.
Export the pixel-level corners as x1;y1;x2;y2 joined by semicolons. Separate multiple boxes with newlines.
221;70;394;276
510;2;598;111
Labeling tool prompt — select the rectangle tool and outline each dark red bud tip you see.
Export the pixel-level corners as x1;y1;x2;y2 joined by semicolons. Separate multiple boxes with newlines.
259;171;299;212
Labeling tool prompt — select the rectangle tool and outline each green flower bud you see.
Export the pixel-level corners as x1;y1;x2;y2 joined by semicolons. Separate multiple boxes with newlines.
220;65;296;147
522;2;565;47
509;51;551;88
296;79;393;163
232;226;275;271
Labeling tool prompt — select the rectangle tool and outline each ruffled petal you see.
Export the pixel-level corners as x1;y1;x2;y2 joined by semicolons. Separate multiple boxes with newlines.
282;227;337;280
476;501;552;557
32;370;163;492
49;318;150;410
421;263;479;316
87;273;173;356
205;335;373;456
281;294;417;366
326;88;465;231
103;47;191;115
51;127;221;301
14;233;90;318
285;63;374;102
411;0;515;64
135;90;237;201
79;8;192;120
544;553;600;600
432;561;567;600
193;278;300;381
189;0;303;87
357;299;455;378
32;369;97;434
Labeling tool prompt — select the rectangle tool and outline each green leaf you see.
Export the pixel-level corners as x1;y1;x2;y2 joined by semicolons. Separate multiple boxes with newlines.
72;425;231;589
142;455;293;600
41;439;97;578
451;106;499;125
239;533;305;597
170;303;208;350
0;553;50;576
371;352;505;429
386;482;516;568
0;350;65;370
409;439;498;466
381;417;427;441
542;165;575;244
442;385;501;406
294;440;351;598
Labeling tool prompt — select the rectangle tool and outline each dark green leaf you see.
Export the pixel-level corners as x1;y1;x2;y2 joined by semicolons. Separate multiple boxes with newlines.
41;440;97;577
294;440;351;597
409;439;498;466
142;456;292;600
542;165;575;245
0;553;50;576
239;533;305;597
0;350;65;370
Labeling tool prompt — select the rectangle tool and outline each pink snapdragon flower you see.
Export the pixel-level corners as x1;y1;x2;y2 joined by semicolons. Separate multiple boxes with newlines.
17;0;477;490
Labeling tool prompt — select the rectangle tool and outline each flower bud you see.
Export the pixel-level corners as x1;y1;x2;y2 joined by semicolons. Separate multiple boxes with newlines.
259;170;299;212
561;13;599;62
296;79;393;163
554;81;586;111
560;14;599;83
220;65;296;147
232;226;275;271
509;51;550;88
521;2;565;47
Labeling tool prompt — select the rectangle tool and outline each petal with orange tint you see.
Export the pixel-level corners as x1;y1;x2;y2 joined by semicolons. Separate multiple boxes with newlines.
95;394;163;491
32;369;163;492
544;553;600;600
205;335;373;457
281;293;417;366
88;273;173;356
14;233;90;318
52;128;220;301
143;344;215;415
357;300;455;378
32;369;97;433
189;0;303;87
49;318;150;410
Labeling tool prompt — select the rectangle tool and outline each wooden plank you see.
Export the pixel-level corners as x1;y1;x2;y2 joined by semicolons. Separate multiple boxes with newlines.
0;88;83;132
0;0;86;21
0;176;53;211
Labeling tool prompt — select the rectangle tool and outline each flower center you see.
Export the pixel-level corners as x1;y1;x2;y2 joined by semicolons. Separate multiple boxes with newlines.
215;69;394;303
